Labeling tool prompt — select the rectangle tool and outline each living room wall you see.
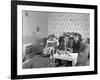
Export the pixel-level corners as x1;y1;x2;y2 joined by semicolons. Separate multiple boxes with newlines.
48;12;90;38
23;11;48;45
23;11;90;45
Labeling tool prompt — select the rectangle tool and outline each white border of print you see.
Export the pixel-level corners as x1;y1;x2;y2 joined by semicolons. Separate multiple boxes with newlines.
17;5;94;75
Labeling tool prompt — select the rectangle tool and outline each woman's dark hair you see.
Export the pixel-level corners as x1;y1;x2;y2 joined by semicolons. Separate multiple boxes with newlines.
69;37;74;41
73;33;78;36
78;34;82;41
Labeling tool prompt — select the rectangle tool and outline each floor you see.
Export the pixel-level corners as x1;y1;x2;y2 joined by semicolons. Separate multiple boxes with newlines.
23;55;51;68
23;53;90;69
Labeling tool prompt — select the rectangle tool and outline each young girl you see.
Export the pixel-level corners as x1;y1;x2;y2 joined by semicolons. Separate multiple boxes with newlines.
43;34;59;59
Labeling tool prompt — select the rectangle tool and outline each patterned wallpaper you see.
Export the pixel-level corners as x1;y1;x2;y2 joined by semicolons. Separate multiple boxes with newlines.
48;12;90;38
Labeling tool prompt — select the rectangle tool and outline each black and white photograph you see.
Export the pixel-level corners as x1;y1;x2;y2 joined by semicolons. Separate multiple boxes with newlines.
22;11;90;68
11;1;97;79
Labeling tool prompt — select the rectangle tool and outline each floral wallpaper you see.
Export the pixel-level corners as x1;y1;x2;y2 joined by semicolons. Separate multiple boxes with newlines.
48;12;90;38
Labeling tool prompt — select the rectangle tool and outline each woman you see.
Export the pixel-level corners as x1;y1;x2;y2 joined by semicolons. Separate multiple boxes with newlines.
63;37;74;67
76;40;90;66
73;33;81;53
66;37;74;52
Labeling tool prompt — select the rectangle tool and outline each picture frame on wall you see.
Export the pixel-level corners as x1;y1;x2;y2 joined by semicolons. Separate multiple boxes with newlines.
11;0;98;79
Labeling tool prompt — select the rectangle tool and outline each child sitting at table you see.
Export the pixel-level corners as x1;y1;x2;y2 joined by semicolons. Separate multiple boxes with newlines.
43;34;59;59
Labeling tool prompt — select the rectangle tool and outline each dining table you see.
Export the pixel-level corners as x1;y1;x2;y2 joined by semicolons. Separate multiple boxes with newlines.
53;50;78;66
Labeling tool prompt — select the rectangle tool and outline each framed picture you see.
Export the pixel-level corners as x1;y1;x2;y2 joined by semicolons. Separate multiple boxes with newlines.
11;0;98;79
